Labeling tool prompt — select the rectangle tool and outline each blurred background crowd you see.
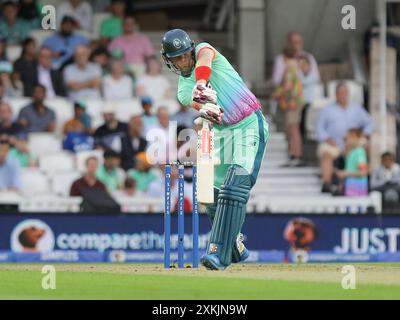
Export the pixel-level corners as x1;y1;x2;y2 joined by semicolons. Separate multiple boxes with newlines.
0;0;399;214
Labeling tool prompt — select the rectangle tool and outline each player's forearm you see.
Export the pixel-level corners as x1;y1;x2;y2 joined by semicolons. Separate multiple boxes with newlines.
195;48;214;85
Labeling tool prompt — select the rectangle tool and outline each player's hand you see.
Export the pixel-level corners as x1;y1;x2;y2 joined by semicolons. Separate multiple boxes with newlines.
199;103;224;124
192;83;217;105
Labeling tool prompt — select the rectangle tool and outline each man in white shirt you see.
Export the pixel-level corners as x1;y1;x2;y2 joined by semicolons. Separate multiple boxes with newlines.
57;0;93;33
64;45;102;101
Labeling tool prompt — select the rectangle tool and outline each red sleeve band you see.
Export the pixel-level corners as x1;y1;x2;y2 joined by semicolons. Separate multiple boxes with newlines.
195;65;212;82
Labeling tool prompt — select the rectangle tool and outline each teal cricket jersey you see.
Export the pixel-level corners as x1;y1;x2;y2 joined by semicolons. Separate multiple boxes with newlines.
177;42;262;126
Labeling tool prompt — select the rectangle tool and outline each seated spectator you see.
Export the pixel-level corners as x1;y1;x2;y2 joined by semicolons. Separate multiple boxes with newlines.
172;103;198;129
136;55;171;102
0;82;4;102
0;61;24;98
9;133;37;167
70;156;107;196
316;82;374;193
57;0;93;33
0;101;22;143
42;15;89;70
273;47;305;167
113;177;142;199
13;38;37;96
0;35;7;62
120;115;147;170
63;100;94;152
96;149;125;192
100;0;125;41
90;46;111;75
64;44;102;101
18;0;41;29
336;129;369;196
127;152;157;192
102;57;133;100
140;96;157;136
108;15;154;77
371;152;400;190
0;1;30;45
94;103;128;151
17;85;56;133
0;138;21;192
16;47;67;98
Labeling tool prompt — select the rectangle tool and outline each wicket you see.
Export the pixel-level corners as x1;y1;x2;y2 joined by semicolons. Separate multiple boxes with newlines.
164;162;199;268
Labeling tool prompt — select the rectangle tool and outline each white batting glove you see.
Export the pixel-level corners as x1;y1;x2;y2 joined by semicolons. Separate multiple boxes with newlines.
192;83;217;105
199;102;224;124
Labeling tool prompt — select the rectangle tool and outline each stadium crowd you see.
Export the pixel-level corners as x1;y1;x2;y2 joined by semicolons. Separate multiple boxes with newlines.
0;0;398;211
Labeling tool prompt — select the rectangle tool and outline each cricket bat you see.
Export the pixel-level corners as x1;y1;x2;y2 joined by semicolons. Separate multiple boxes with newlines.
196;120;214;203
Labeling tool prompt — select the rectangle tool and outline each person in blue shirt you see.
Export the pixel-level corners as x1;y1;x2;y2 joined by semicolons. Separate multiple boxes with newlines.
0;138;21;192
316;81;374;193
42;15;89;70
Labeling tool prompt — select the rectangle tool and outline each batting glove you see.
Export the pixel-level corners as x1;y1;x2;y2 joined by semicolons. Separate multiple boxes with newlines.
192;83;217;105
199;102;224;124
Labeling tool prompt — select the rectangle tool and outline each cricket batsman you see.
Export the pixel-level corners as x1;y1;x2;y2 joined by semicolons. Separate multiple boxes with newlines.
161;29;269;270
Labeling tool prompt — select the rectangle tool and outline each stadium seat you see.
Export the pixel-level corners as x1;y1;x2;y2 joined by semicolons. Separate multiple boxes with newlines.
39;151;76;174
29;29;55;47
75;149;104;173
153;98;180;114
46;97;74;136
28;133;62;158
19;195;82;212
313;83;325;100
327;79;364;105
6;45;22;62
305;97;334;140
51;171;81;197
20;168;50;196
114;99;142;121
85;99;104;120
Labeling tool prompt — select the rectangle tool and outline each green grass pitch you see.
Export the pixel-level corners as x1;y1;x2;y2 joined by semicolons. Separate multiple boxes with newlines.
0;263;399;300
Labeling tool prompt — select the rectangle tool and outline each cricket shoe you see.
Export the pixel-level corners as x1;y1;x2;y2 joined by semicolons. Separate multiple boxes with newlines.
232;233;250;263
200;254;227;271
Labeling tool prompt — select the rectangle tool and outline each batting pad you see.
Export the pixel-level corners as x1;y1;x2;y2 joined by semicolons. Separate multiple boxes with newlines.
207;165;251;266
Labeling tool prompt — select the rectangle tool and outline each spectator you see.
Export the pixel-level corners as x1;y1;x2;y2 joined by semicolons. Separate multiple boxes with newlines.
96;149;125;192
273;47;305;167
0;35;8;62
0;1;30;45
272;32;319;86
17;47;67;98
127;151;157;192
113;177;141;199
63;100;92;135
0;101;22;142
70;156;107;196
371;152;400;190
100;0;125;41
316;82;374;193
13;38;37;96
9;133;37;167
171;103;198;129
18;0;41;29
90;46;111;75
0;61;24;98
57;0;93;33
42;15;89;70
0;138;21;192
64;44;102;101
17;85;56;133
298;54;320;139
336;129;369;196
102;57;133;100
136;55;171;102
108;15;154;77
0;82;3;102
94;103;128;151
140;96;157;136
120;115;147;170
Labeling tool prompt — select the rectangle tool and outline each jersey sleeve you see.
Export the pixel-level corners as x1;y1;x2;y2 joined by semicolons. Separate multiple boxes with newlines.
177;77;194;107
195;42;217;60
